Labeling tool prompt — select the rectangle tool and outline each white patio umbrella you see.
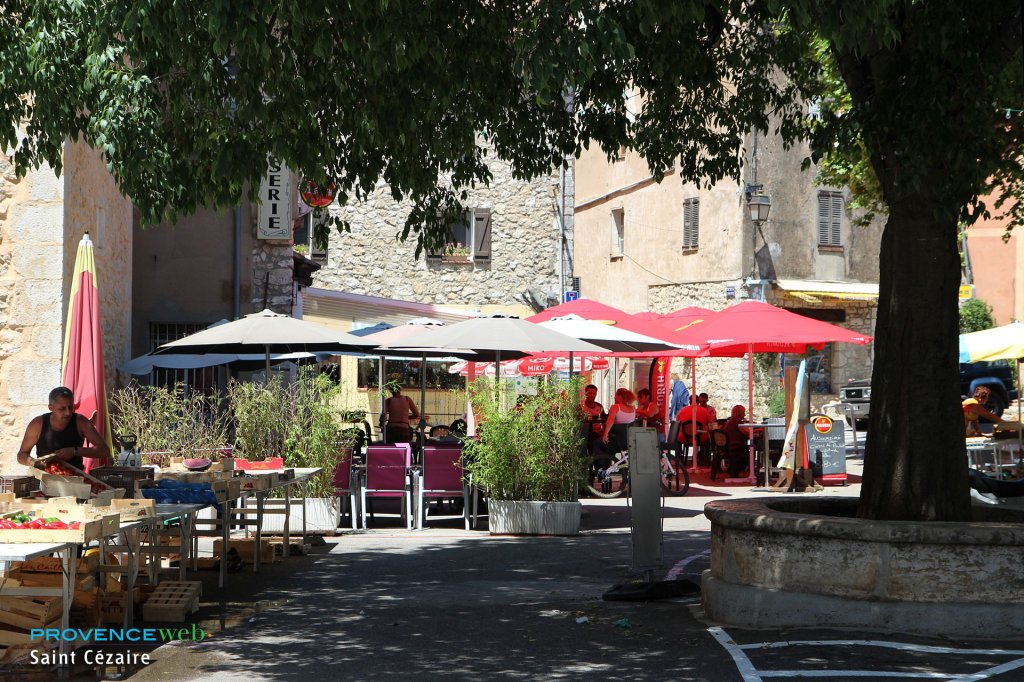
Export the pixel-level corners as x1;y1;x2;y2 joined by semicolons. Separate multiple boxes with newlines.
152;308;372;377
358;319;467;442
379;314;606;361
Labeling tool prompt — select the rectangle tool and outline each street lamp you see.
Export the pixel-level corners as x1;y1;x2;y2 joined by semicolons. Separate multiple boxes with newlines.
745;184;772;225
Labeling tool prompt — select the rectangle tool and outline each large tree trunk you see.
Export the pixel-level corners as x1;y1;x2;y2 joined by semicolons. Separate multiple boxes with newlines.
857;193;970;521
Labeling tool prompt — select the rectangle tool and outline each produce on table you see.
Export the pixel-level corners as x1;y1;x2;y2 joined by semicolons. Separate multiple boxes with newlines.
43;461;108;495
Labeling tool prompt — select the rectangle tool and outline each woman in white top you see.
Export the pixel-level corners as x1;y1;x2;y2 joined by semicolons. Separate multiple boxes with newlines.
601;388;637;452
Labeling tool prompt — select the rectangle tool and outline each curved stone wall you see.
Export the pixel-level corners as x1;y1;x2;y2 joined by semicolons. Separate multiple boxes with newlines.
702;497;1024;637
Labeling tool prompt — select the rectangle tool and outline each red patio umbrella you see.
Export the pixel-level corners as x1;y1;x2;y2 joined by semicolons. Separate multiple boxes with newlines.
61;234;113;471
526;298;673;340
671;300;873;483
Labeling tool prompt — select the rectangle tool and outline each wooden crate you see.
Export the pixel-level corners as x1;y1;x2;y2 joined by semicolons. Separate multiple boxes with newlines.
0;504;120;543
0;623;53;646
7;571;95;591
236;473;275;492
213;538;278;564
142;582;201;623
87;497;156;521
0;596;62;631
99;589;139;625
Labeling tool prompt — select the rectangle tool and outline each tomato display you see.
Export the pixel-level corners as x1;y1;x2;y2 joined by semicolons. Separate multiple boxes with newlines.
43;461;108;495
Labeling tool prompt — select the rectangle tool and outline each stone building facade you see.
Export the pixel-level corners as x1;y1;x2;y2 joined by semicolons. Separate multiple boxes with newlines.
573;125;884;412
312;157;564;310
0;141;133;468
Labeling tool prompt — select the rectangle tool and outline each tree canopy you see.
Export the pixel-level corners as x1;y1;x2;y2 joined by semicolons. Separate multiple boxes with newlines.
3;1;1022;520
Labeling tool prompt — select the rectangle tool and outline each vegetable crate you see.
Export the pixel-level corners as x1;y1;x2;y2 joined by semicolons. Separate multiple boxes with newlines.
87;497;156;521
0;502;120;543
141;581;201;623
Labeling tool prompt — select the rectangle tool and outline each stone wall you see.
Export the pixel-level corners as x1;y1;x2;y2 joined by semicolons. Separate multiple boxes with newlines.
252;241;294;314
0;149;65;469
62;141;133;391
312;160;561;309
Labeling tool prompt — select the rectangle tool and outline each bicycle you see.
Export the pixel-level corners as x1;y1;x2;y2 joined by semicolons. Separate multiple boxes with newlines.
585;445;690;498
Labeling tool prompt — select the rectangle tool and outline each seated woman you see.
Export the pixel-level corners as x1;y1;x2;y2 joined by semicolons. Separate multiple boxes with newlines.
636;388;665;443
963;386;1005;437
601;388;638;455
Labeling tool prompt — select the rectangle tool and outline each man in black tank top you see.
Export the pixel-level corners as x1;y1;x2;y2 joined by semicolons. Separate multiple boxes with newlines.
16;386;111;471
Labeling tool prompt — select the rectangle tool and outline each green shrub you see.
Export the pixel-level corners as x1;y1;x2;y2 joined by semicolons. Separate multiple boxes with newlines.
463;377;587;502
228;367;355;499
110;384;229;467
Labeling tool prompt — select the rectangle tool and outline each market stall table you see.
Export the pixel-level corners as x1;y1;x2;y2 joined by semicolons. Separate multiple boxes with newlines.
0;542;77;660
966;437;1022;478
232;468;322;572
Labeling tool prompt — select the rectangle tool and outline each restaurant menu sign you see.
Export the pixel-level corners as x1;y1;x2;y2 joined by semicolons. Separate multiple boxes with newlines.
257;160;293;241
803;414;846;479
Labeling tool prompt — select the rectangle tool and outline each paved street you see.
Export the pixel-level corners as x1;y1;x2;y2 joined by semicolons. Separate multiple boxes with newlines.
23;430;1024;681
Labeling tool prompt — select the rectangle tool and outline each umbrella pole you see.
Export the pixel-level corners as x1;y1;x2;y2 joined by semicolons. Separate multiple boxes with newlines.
569;351;575;380
379;355;386;437
691;357;698;473
747;344;756;485
265;347;271;384
420;353;427;452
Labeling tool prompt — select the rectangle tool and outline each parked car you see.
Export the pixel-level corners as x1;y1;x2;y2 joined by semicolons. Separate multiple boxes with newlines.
839;360;1018;429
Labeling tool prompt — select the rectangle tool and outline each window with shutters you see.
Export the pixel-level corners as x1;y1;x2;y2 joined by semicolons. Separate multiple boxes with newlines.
293;210;328;262
427;208;492;264
817;190;843;248
682;198;699;251
610;208;625;259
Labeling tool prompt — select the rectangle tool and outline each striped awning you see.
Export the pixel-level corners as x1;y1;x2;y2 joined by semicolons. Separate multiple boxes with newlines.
774;279;879;303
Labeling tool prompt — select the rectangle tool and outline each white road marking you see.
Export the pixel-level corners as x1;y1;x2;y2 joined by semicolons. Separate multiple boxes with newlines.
712;628;1024;680
708;627;762;682
665;549;710;581
742;640;1024;656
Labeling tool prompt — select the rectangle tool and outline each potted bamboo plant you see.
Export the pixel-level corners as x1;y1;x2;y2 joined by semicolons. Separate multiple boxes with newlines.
464;377;588;535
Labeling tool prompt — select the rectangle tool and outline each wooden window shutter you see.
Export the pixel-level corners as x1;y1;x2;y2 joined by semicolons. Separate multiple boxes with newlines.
829;193;842;245
682;198;699;250
817;191;832;245
473;209;492;261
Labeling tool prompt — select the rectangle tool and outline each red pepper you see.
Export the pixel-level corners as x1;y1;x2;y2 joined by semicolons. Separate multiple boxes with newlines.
44;521;67;529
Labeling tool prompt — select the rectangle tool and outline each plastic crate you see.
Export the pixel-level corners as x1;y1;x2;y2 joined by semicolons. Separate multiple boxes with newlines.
88;467;155;494
0;476;39;498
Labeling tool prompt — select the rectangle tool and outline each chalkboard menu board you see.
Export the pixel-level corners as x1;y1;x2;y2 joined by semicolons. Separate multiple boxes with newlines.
803;415;846;478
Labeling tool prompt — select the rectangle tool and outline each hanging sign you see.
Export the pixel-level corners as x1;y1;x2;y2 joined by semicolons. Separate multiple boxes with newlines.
299;179;336;208
257;160;293;240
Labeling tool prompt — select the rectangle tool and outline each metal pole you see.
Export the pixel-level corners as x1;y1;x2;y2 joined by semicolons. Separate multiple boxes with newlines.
747;344;756;485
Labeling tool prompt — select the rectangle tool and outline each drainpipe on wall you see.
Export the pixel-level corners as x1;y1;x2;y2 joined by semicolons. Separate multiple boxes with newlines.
232;207;241;320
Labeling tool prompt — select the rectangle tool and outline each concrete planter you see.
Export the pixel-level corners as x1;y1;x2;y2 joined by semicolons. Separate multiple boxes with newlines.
488;500;582;536
702;497;1024;638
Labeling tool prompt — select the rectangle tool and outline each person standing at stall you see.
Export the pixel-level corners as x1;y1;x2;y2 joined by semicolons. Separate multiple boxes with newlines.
16;386;110;470
384;387;420;444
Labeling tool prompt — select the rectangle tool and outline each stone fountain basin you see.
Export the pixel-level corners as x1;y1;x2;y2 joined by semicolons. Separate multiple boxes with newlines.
701;497;1024;638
